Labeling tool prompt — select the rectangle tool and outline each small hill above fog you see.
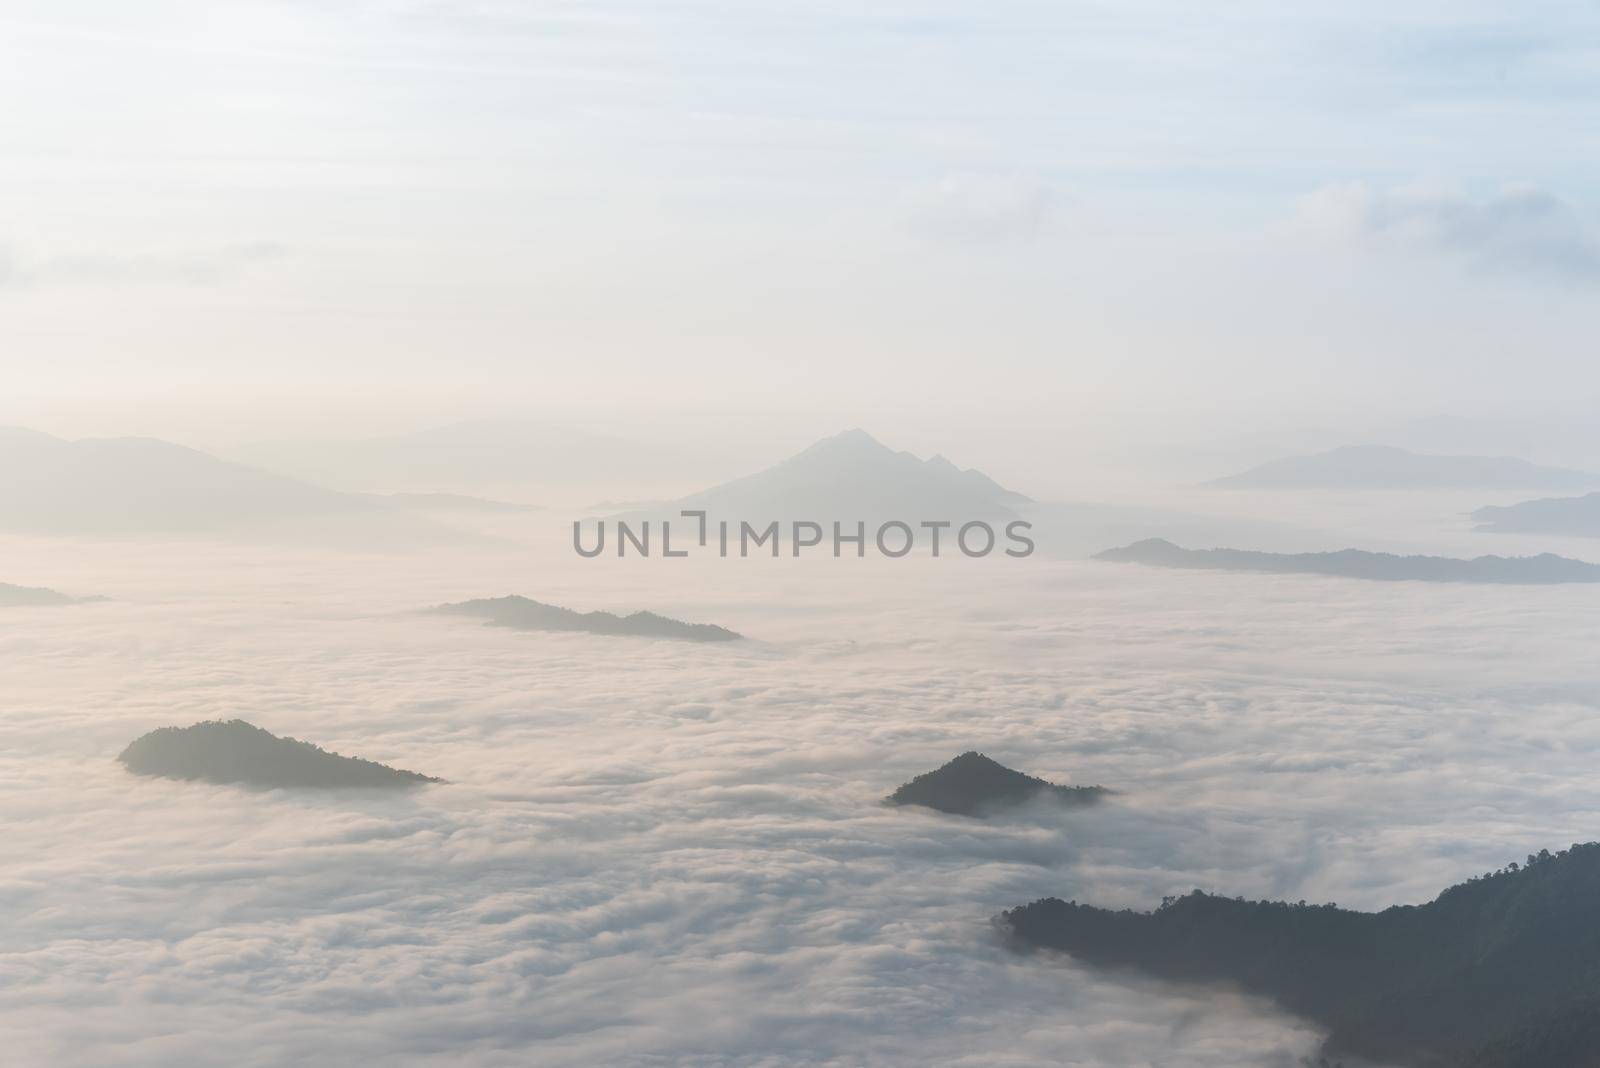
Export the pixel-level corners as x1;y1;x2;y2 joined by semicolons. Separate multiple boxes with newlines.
432;595;742;642
1211;444;1600;490
1473;491;1600;537
118;720;440;789
1096;538;1600;584
1003;843;1600;1068
0;582;106;606
638;428;1030;524
887;752;1106;816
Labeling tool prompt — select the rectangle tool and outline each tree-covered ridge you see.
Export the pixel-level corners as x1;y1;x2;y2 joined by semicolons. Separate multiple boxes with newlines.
1003;843;1600;1067
1096;538;1600;584
887;752;1107;816
118;720;441;789
431;595;742;642
0;582;107;606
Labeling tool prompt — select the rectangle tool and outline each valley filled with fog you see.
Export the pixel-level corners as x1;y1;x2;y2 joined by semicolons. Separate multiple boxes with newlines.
4;500;1598;1066
8;3;1600;1062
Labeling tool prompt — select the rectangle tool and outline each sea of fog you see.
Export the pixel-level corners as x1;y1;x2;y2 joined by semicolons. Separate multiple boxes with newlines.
3;519;1600;1066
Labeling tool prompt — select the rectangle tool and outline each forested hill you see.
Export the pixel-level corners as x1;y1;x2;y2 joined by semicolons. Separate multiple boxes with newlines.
1003;843;1600;1067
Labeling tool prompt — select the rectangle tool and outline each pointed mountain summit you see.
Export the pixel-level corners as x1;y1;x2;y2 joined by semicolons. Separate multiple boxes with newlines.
118;720;440;789
643;429;1030;524
887;752;1107;816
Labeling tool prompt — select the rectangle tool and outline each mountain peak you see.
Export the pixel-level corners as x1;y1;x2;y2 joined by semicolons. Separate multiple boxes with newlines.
647;429;1028;523
887;752;1106;816
801;427;891;456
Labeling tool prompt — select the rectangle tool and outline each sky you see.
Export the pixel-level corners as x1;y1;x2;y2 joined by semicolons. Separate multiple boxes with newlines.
2;1;1600;444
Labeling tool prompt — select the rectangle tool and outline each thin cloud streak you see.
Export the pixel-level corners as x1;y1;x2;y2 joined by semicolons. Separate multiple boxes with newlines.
1294;182;1600;282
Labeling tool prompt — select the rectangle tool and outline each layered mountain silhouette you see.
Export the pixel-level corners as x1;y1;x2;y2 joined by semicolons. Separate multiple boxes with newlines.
627;428;1030;524
0;425;496;540
1003;842;1600;1068
0;582;106;606
432;595;742;642
118;720;440;789
1097;538;1600;584
230;418;717;494
0;426;362;533
1473;492;1600;537
383;491;536;512
887;752;1106;816
1212;444;1600;490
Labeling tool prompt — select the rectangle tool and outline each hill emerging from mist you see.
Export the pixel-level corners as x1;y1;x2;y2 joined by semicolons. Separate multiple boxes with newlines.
1096;538;1600;584
118;720;440;789
0;582;106;606
1004;843;1600;1068
887;752;1106;816
1212;444;1600;490
432;595;742;642
633;428;1030;524
1473;492;1600;537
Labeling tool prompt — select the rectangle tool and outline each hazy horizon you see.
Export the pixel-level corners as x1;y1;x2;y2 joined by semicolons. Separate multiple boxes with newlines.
5;4;1599;1066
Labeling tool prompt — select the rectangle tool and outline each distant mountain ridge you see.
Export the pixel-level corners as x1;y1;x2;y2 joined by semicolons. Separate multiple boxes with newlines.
0;582;106;607
382;492;537;512
432;595;742;642
1473;492;1600;537
0;426;361;533
1212;444;1600;490
231;418;710;493
0;425;507;539
1096;538;1600;584
119;720;440;789
1004;842;1600;1067
887;752;1106;816
627;428;1030;524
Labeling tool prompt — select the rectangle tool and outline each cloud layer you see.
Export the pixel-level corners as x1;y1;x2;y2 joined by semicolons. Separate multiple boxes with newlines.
2;530;1598;1065
1296;183;1600;281
900;175;1056;244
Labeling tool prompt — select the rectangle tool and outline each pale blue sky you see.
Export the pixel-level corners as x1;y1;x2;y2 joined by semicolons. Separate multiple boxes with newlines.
2;1;1597;439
